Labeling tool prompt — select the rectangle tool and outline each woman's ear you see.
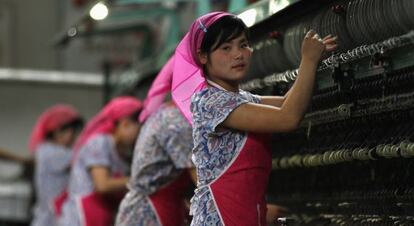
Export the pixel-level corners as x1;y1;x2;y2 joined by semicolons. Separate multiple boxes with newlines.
197;50;208;65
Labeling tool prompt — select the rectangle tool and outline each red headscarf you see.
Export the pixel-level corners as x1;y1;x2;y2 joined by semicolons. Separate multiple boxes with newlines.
28;104;81;153
171;12;233;124
73;96;143;152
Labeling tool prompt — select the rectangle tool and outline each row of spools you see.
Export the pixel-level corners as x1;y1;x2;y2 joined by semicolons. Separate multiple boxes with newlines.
246;0;414;78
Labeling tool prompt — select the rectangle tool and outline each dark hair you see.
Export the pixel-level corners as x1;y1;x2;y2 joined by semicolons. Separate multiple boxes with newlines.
114;110;141;127
200;15;250;54
46;117;84;139
127;111;141;122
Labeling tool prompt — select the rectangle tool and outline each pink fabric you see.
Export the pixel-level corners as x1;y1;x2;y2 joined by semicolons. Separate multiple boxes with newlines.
73;96;142;152
79;192;115;226
210;133;272;225
139;56;175;122
78;173;126;226
149;171;192;226
28;105;80;153
171;12;233;124
53;190;68;217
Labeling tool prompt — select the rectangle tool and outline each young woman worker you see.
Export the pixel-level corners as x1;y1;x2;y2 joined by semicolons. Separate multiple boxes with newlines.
58;97;143;226
29;104;83;226
171;12;337;225
116;57;196;226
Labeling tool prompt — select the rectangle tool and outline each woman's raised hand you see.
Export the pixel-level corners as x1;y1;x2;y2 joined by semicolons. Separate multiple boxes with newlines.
301;30;338;64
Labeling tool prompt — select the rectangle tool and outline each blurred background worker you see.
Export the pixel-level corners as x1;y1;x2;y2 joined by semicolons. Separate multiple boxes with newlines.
28;104;83;226
58;97;142;226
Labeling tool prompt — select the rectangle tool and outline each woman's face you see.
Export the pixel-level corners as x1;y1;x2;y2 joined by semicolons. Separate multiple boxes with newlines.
115;118;141;147
199;34;252;82
54;128;77;147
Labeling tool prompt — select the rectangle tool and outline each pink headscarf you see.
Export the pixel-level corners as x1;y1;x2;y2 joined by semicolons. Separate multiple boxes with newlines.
73;96;143;152
171;12;233;124
139;56;175;122
29;104;81;153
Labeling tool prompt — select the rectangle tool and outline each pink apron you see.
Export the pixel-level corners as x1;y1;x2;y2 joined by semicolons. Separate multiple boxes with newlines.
77;173;126;226
53;190;68;217
210;133;272;226
149;171;192;226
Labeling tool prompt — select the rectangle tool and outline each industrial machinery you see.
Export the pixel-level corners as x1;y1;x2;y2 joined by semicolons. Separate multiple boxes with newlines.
239;0;414;225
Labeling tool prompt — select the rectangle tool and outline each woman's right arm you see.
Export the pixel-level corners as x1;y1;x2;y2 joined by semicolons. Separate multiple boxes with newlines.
90;166;129;194
222;31;337;133
0;148;32;164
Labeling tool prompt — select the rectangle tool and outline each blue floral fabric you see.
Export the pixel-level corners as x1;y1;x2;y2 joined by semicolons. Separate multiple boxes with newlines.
115;104;193;226
31;142;72;226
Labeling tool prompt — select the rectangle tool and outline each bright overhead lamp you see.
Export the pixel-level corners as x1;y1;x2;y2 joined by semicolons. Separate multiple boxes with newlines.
89;2;109;21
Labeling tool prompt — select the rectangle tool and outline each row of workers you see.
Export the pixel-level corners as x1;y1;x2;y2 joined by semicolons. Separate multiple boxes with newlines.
26;11;336;226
